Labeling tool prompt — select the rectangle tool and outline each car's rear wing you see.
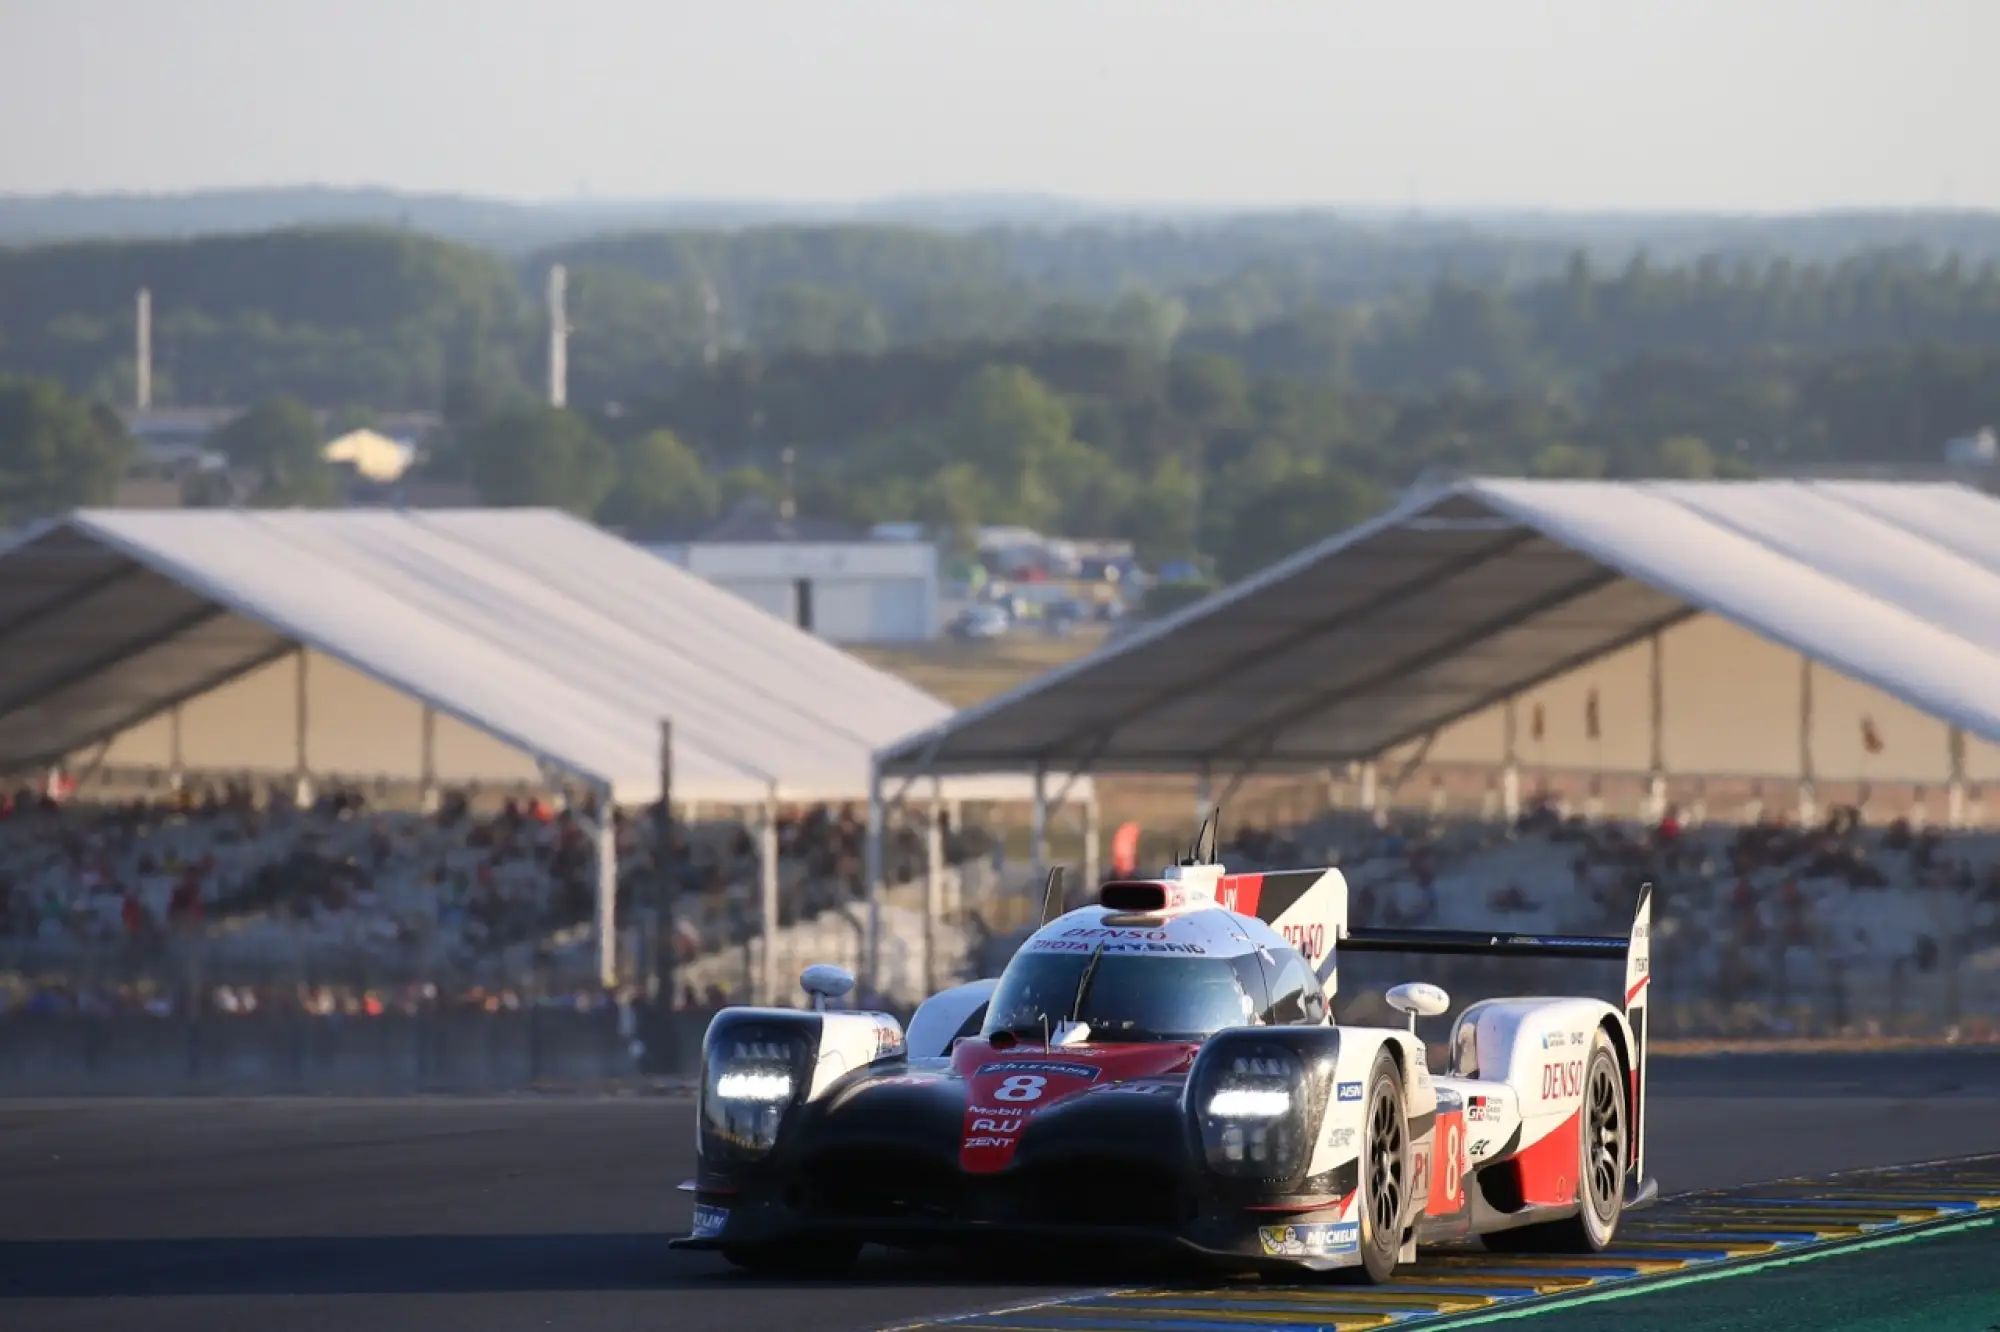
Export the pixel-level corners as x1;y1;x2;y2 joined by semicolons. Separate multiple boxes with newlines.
1340;885;1654;1182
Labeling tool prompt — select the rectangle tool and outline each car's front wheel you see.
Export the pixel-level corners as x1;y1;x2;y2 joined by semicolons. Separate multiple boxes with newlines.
1352;1047;1409;1284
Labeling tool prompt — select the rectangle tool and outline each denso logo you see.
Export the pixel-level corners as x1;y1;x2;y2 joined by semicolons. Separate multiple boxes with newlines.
1280;923;1325;959
1541;1059;1583;1101
968;1117;1023;1135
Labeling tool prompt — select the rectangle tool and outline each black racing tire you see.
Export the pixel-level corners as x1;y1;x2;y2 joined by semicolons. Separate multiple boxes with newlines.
1481;1030;1626;1255
1351;1047;1409;1284
720;1237;863;1277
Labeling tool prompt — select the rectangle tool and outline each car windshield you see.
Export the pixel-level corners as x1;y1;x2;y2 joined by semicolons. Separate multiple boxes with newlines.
982;949;1258;1043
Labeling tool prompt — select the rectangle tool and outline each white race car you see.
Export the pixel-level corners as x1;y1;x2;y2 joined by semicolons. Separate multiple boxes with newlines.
674;845;1658;1279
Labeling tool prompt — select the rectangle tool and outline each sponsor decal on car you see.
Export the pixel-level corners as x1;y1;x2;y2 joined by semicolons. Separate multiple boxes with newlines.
691;1203;729;1238
1465;1094;1489;1122
1325;1126;1356;1150
1337;1081;1363;1102
1096;1081;1181;1096
968;1116;1025;1135
1541;1058;1584;1101
1280;923;1325;959
1541;1030;1568;1050
979;1060;1100;1082
964;1136;1012;1148
1257;1222;1360;1258
1028;939;1208;955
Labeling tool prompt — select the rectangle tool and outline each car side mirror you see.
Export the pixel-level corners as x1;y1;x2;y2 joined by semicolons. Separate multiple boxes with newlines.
800;964;856;1011
1386;981;1451;1032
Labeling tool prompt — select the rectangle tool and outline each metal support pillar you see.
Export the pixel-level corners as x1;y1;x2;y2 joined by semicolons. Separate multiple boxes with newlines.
292;648;313;807
1500;698;1521;822
1029;762;1049;887
1645;631;1668;822
1797;656;1817;826
167;703;185;793
1946;727;1968;829
759;790;780;1006
418;706;439;813
1358;761;1380;820
595;793;619;991
923;777;944;997
1082;792;1101;889
655;719;678;1015
865;764;885;999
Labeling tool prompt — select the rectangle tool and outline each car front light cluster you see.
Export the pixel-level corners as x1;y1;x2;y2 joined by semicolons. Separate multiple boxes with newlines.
1195;1044;1309;1180
701;1026;810;1160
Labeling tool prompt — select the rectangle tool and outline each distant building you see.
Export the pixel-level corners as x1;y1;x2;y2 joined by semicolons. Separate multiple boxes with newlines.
631;499;940;644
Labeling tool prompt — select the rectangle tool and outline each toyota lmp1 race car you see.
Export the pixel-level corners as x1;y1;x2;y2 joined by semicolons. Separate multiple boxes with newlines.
672;843;1658;1281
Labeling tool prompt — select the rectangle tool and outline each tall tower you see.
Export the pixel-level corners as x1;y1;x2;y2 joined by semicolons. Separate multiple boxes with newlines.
546;264;570;407
134;288;153;410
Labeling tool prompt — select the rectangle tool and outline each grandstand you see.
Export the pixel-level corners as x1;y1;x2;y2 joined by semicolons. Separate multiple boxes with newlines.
878;479;2000;1040
0;508;1082;1018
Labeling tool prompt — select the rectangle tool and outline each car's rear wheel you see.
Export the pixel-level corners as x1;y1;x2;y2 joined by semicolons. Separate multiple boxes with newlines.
721;1237;862;1277
1482;1031;1626;1254
1352;1048;1408;1284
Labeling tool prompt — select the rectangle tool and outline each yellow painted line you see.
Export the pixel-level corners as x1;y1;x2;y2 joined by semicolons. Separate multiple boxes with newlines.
1062;1303;1426;1325
1782;1193;2000;1207
1036;1311;1403;1331
1419;1254;1689;1274
1606;1240;1780;1256
1676;1209;1940;1225
1105;1291;1497;1312
1395;1274;1596;1293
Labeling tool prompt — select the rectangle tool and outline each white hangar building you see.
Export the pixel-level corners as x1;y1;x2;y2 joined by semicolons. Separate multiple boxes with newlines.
635;500;940;646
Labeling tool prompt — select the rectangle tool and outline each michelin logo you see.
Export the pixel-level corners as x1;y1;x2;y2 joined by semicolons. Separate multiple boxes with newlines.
691;1203;729;1238
1336;1081;1363;1101
1258;1222;1360;1258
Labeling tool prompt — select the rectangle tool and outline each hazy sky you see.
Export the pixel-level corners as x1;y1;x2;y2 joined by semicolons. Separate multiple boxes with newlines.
2;0;1992;211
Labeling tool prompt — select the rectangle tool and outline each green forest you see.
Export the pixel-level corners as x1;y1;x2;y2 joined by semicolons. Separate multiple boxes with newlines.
3;212;1999;580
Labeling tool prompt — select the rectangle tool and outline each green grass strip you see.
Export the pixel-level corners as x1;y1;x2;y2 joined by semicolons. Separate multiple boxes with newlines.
1428;1215;1996;1329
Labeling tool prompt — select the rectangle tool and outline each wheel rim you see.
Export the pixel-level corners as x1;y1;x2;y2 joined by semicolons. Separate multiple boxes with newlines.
1585;1058;1624;1221
1367;1085;1405;1239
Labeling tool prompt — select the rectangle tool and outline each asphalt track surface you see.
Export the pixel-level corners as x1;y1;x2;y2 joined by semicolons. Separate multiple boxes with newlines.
2;1051;1997;1332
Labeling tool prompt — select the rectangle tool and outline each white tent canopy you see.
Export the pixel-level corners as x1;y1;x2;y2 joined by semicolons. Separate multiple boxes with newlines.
877;479;2000;790
0;508;1076;808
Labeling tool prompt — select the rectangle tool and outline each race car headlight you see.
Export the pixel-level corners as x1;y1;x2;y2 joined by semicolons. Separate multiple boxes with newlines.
1194;1045;1310;1180
701;1025;812;1160
714;1070;795;1102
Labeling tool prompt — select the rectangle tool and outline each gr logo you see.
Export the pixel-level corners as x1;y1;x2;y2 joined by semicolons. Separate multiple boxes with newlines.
969;1117;1022;1135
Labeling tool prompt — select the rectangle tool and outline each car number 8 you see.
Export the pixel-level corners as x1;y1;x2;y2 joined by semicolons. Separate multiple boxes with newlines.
1443;1122;1462;1203
994;1075;1046;1102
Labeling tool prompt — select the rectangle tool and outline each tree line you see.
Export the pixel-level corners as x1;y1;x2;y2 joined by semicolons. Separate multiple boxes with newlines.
4;220;2000;585
7;224;2000;410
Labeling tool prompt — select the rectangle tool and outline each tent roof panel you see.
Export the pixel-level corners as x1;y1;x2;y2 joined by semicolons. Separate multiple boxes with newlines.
878;479;2000;776
0;511;1076;805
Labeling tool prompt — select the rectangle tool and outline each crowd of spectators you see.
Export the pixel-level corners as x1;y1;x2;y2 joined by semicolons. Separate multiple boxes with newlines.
1224;795;2000;1039
0;781;994;1017
8;777;2000;1040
